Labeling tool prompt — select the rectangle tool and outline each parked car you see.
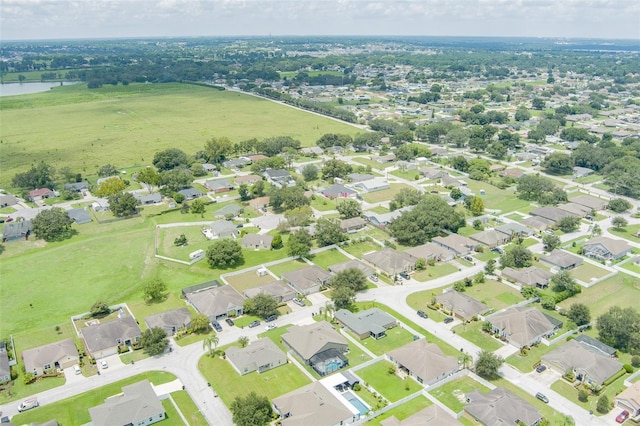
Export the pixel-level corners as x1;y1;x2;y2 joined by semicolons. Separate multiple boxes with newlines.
265;323;277;331
463;255;474;262
417;310;428;319
1;415;10;423
100;360;109;369
444;317;454;324
535;364;547;373
369;275;379;282
248;320;260;328
292;298;305;307
491;247;504;254
212;321;223;332
544;229;555;236
236;224;243;228
265;314;278;322
399;271;411;280
616;410;630;423
5;217;13;222
225;318;235;327
17;397;38;412
535;392;549;403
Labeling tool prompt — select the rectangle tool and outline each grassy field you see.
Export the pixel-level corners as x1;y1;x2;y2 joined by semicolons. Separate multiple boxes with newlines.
557;272;640;317
453;321;503;351
362;184;413;204
568;262;611;283
308;248;350;269
0;82;362;187
357;360;424;402
464;180;535;214
10;371;177;425
171;390;208;426
225;270;275;293
429;375;490;412
365;396;432;425
412;263;460;282
343;240;381;258
353;326;416;356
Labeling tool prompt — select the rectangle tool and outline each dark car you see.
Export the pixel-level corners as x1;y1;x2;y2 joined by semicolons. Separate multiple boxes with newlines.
399;271;411;280
265;314;278;322
225;318;235;327
535;392;549;403
236;224;243;228
5;217;13;222
417;310;428;319
248;320;260;328
536;364;547;373
491;247;504;254
616;410;630;423
444;316;454;324
1;416;10;424
212;321;223;332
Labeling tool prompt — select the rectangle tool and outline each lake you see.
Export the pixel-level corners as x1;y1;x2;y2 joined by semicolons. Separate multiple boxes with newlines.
0;81;79;97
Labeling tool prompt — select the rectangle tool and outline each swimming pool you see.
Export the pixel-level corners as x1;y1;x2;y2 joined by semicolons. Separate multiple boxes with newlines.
343;391;369;415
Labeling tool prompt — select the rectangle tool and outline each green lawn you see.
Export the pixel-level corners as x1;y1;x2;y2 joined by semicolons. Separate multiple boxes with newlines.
310;195;339;212
10;371;177;425
308;248;350;269
225;269;276;293
353;327;416;356
343;240;381;258
429;375;490;412
412;263;460;282
363;226;392;242
267;259;309;277
0;83;361;188
568;262;610;283
609;224;640;243
362;184;414;204
369;205;390;214
464;279;524;310
390;169;419;180
351;156;390;171
171;390;208;426
557;272;640;317
357;360;424;402
160;398;184;425
365;396;432;425
465;181;534;214
453;321;503;352
620;260;640;274
506;342;557;372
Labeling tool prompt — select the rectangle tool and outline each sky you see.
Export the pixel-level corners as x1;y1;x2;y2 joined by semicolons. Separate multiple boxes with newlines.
1;0;639;41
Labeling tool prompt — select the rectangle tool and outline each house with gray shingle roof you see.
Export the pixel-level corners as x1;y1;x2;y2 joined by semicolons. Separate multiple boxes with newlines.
465;387;541;426
81;316;142;359
144;308;192;336
226;338;287;376
281;265;331;295
542;339;622;385
185;285;244;321
487;306;560;348
321;183;358;199
363;247;416;276
282;322;347;366
133;193;162;205
404;242;454;262
502;266;553;288
178;187;202;200
205;178;234;193
328;259;373;278
244;280;296;303
495;223;534;239
540;249;583;271
2;219;32;242
616;381;640;420
0;194;19;208
432;234;477;256
63;181;89;193
583;236;632;261
381;405;461;426
213;204;242;218
469;229;509;248
22;338;79;376
334;308;396;340
387;339;459;386
241;233;273;250
89;380;165;426
339;217;366;233
207;220;239;239
435;291;490;321
273;382;357;426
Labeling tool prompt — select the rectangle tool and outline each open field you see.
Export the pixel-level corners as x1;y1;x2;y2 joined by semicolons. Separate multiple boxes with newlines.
557;272;640;317
0;82;362;187
362;184;413;204
225;269;276;293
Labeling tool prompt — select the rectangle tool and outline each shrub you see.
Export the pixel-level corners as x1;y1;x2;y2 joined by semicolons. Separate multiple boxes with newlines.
353;383;361;391
632;355;640;368
623;364;633;373
596;395;611;414
578;389;588;402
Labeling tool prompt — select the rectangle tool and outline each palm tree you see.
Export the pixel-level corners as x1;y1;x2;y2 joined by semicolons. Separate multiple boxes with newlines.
459;352;473;369
238;336;249;348
203;335;219;357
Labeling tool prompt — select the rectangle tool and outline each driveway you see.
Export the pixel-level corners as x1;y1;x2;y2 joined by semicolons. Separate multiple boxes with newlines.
528;367;562;387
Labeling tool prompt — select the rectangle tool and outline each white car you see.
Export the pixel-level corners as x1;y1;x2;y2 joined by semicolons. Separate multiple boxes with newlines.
265;323;277;331
100;360;109;369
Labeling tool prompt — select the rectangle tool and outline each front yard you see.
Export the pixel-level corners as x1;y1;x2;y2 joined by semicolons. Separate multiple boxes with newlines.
453;321;503;352
364;396;432;426
412;263;460;282
356;360;424;402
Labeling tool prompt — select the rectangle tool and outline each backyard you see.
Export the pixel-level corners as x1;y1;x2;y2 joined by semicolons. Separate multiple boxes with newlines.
308;248;351;269
557;272;640;317
428;375;490;413
364;396;432;426
356;360;424;402
362;184;414;204
353;326;416;356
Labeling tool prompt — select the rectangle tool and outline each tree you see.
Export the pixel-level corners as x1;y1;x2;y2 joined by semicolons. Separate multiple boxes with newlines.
32;207;75;242
143;277;167;302
532;98;546;110
336;199;361;219
542;233;561;251
160;169;192;193
542;153;574;175
521;286;539;299
446;127;469;148
459;352;473;369
153;148;189;171
230;392;272;426
90;301;110;317
485;259;496;275
244;293;278;319
301;164;319;181
98;164;119;177
331;285;356;309
475;351;504;379
284;205;313;227
238;336;249;348
612;216;628;230
190;313;211;333
136;167;161;192
174;234;188;246
287;229;312;258
551;271;580;296
557;216;581;233
591;223;602;237
238;184;250;201
94;177;127;197
487;142;508;160
389;188;423;211
206;239;244;269
315;219;348;247
12;161;56;189
597;306;640;353
500;245;533;268
251;180;265;197
469;196;484;216
140;327;169;356
568;303;591;326
321;159;352;180
204;137;234;164
517;175;567;205
269;186;309;212
271;233;283;249
329;268;368;292
190;199;206;217
514;107;531;122
578;389;589;402
203;335;219;357
597;395;611;414
108;192;138;217
608;198;632;213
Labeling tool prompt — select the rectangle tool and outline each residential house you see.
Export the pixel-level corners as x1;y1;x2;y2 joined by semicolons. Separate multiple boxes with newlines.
185;285;244;321
441;175;464;188
82;316;142;359
300;146;324;156
574;335;616;357
28;188;55;201
63;181;89;193
328;259;373;278
334;308;397;340
281;265;331;295
144;308;192;336
465;387;542;426
373;153;396;163
242;154;269;163
583;236;632;261
419;168;448;180
540;249;583;271
234;174;262;186
520;215;554;231
223;158;249;169
226;338;287;376
501;266;553;288
487;306;561;348
91;198;110;212
435;291;490;321
349;177;389;193
529;206;577;224
558;202;591;218
363;205;413;228
495;223;535;240
241;233;274;250
469;229;509;248
273;382;357;426
542;339;622;385
22;338;79;376
616;381;640;421
0;194;19;208
499;169;525;179
339;217;366;233
263;169;295;188
181;280;221;297
213;204;242;219
134;192;162;205
282;322;349;376
380;405;461;426
570;194;607;211
205;220;239;239
573;166;594;178
0;343;11;383
244;280;296;303
97;175;121;186
363;247;417;276
202;163;217;173
204;178;234;194
177;187;202;200
432;234;477;256
2;219;32;242
321;184;358;199
249;196;270;210
88;380;165;426
346;173;375;183
404;242;454;262
387;339;459;386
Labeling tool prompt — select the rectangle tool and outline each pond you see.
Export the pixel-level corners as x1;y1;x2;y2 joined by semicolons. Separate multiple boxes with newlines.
0;81;79;97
